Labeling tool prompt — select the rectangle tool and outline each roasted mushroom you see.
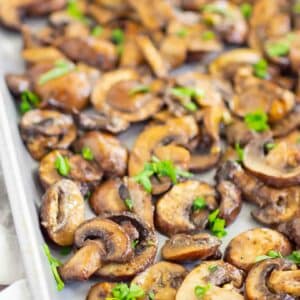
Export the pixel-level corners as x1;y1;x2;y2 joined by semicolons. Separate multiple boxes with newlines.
161;233;221;262
73;131;128;178
38;149;103;194
224;228;292;272
278;217;300;248
40;179;85;246
176;260;244;300
131;262;187;299
87;282;116;300
156;180;218;236
95;212;158;280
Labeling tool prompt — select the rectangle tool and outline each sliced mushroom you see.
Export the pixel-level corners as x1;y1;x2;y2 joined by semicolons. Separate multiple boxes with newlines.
59;217;133;281
95;212;158;280
40;179;85;246
161;233;221;262
243;134;300;188
5;74;31;95
277;217;300;248
131;262;187;299
20;109;76;160
224;228;292;272
87;282;117;300
90;177;154;228
245;258;296;300
22;47;66;65
38;150;103;193
73;131;128;178
176;260;244;300
156;180;218;236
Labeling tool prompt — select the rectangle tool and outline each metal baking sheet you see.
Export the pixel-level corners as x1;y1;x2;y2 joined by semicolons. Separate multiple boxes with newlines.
0;26;259;300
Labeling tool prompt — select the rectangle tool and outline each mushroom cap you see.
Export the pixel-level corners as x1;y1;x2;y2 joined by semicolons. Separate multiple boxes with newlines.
161;233;221;262
86;282;116;300
156;180;218;236
40;179;85;246
131;261;187;299
176;260;244;300
224;228;292;272
20;109;76;160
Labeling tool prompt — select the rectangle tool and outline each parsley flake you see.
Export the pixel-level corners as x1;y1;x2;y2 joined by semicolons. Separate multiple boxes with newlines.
266;40;290;57
256;250;283;262
107;283;144;300
240;3;252;19
176;28;188;38
202;30;215;41
208;209;227;238
112;28;125;44
124;198;134;211
208;265;218;273
131;239;139;249
81;146;94;161
293;2;300;14
67;0;89;23
235;143;244;163
194;283;211;298
91;25;103;37
19;90;41;114
244;110;269;132
59;246;72;256
192;197;207;211
253;59;268;79
129;85;150;96
55;154;71;177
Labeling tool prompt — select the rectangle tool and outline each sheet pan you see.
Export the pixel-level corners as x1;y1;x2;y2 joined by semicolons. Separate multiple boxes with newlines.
0;26;259;300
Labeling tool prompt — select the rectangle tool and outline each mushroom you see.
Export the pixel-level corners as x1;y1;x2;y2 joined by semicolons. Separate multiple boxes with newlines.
278;217;300;248
131;262;187;299
21;47;66;65
87;282;117;300
245;258;297;300
90;177;154;228
95;212;158;280
73;131;128;178
161;233;221;262
38;150;103;194
176;260;244;300
243;134;300;188
156;180;218;236
5;74;31;95
91;68;163;123
19;109;76;160
224;228;292;272
40;179;85;246
59;217;133;281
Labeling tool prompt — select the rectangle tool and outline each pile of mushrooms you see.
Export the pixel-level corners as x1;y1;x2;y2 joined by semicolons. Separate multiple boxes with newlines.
3;0;300;299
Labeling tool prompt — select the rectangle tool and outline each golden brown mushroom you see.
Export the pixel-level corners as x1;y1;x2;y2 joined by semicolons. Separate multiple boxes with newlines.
86;282;117;300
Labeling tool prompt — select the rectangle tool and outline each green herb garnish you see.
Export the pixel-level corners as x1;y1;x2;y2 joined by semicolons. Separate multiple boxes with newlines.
19;90;41;114
133;156;193;193
91;25;103;37
43;244;64;291
202;30;215;41
192;197;207;211
131;239;139;249
55;154;71;177
208;209;227;238
67;0;89;23
235;143;244;163
81;146;94;161
59;246;72;256
176;28;188;38
265;142;276;151
194;284;211;298
293;2;300;14
253;59;268;79
171;86;204;99
286;251;300;264
244;110;269;132
107;283;144;300
38;60;75;85
129;85;150;96
240;3;252;19
112;28;125;44
124;198;134;211
202;4;225;14
208;265;218;273
256;250;283;262
266;41;290;57
84;191;91;201
148;291;155;300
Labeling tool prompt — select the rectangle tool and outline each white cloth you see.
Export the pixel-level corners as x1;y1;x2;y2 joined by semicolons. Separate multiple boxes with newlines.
0;280;30;300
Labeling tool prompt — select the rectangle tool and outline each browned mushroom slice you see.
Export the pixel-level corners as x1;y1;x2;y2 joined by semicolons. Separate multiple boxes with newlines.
217;180;241;226
176;261;244;300
161;233;221;262
90;177;154;228
245;258;296;300
22;47;66;65
224;228;292;272
131;262;187;299
156;181;218;236
243;134;300;188
38;150;103;193
20;109;76;160
59;217;133;281
56;37;117;71
40;179;85;246
5;74;31;95
87;282;117;300
278;217;300;248
73;131;128;177
95;212;158;280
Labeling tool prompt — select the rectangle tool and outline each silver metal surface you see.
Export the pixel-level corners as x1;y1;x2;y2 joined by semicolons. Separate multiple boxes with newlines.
0;27;259;300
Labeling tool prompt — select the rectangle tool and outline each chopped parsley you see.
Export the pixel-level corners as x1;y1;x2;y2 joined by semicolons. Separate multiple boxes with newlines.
208;265;218;273
256;250;300;264
38;60;75;85
112;28;125;44
55;154;71;177
59;246;72;256
67;0;89;23
293;2;300;13
107;283;144;300
131;239;139;249
176;28;188;38
148;291;155;300
208;209;227;238
202;4;225;15
81;146;94;161
133;156;193;193
91;25;103;37
19;90;41;114
244;110;269;132
287;251;300;264
240;3;252;19
235;143;244;163
43;244;64;291
265;142;276;152
253;59;268;79
124;198;134;211
194;283;211;298
129;85;150;96
202;30;215;41
192;197;207;211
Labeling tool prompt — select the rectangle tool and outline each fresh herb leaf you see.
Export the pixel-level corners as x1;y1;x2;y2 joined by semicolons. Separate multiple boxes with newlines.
60;246;72;256
91;25;103;37
286;251;300;264
194;283;211;298
55;154;71;177
208;208;219;224
208;209;227;238
148;291;155;300
131;239;139;249
43;244;64;291
108;283;144;300
38;60;75;85
171;86;204;99
112;28;125;44
67;0;89;23
235;143;244;163
84;191;91;201
192;197;207;211
253;59;268;79
255;250;283;262
202;30;215;41
81;146;94;161
265;142;276;151
208;265;218;273
240;3;252;19
202;4;225;14
124;198;134;211
19;90;41;114
266;41;290;57
176;28;188;37
293;2;300;13
183;101;198;112
129;85;150;96
244;110;269;132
